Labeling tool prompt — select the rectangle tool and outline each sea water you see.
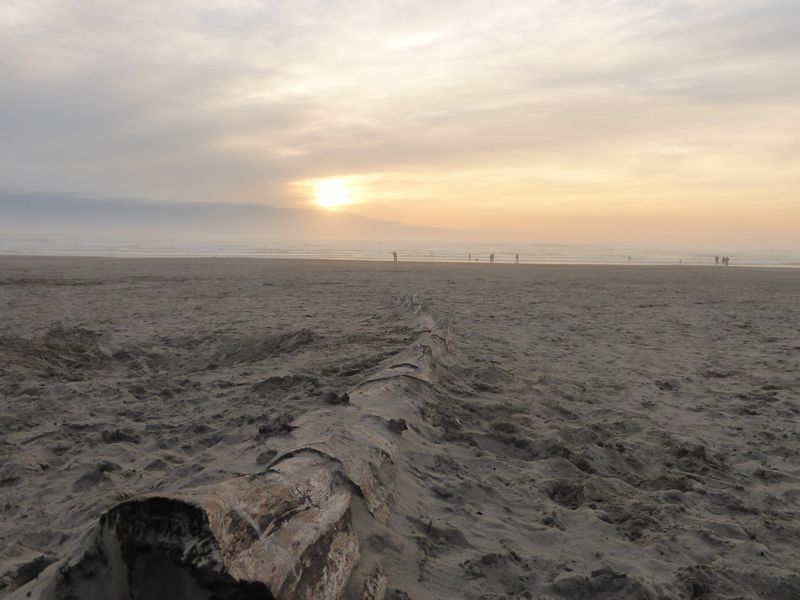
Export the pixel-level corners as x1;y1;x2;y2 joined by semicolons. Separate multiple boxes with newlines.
1;235;798;267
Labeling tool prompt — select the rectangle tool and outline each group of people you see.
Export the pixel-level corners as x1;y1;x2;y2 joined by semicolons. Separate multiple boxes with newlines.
394;251;522;264
393;251;731;266
466;252;519;264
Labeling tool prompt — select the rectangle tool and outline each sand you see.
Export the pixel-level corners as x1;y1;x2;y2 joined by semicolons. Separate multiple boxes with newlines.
1;256;798;599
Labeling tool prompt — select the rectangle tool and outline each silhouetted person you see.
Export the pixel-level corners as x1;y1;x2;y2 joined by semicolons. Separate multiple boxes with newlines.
468;253;471;263
392;250;397;263
715;255;720;265
515;253;520;264
489;253;495;264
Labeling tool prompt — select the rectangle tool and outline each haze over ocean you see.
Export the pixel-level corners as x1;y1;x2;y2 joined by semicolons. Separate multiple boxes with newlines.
2;235;799;267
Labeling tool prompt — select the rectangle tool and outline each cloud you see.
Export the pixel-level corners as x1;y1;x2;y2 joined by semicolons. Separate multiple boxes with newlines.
0;189;466;241
0;0;798;246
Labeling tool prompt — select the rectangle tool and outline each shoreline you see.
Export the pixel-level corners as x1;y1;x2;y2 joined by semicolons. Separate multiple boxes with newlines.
2;253;799;269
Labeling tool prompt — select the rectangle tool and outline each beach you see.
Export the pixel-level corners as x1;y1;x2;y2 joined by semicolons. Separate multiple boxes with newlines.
1;256;798;599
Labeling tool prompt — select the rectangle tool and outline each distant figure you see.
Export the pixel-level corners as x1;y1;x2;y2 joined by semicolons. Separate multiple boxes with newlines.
392;250;397;263
468;253;472;263
515;253;520;264
715;255;720;265
679;259;683;265
723;256;730;266
489;253;495;264
628;255;632;262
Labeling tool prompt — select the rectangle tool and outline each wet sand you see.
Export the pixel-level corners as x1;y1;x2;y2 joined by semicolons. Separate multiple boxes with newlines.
1;257;798;599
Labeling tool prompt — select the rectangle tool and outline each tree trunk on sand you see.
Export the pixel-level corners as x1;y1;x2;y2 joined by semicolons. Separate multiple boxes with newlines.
17;295;448;600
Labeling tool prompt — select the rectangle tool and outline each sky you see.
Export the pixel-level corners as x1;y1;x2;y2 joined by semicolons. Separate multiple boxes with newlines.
1;1;799;248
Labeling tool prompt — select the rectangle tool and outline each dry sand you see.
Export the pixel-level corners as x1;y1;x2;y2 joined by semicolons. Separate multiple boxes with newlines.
1;256;798;599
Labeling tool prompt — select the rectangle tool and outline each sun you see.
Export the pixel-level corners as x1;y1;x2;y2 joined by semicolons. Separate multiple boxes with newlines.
315;179;352;209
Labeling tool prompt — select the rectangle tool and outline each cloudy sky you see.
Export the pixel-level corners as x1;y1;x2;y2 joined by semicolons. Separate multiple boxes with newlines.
1;1;798;247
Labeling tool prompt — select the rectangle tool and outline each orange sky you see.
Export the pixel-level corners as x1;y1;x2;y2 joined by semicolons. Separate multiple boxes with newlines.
2;1;799;249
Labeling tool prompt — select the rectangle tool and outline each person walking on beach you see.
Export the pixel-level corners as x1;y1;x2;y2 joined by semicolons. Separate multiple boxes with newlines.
515;253;520;264
715;255;720;265
489;253;495;264
392;250;398;263
468;253;472;263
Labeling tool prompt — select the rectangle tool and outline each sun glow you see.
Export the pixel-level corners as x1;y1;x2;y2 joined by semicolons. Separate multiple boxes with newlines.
315;179;352;209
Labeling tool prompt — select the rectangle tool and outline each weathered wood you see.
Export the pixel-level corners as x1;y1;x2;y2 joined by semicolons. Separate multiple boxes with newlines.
16;295;448;600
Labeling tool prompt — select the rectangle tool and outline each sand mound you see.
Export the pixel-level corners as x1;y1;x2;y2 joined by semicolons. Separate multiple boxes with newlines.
210;329;319;368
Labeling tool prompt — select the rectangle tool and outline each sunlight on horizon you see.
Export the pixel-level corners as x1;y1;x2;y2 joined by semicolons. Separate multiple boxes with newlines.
314;179;354;209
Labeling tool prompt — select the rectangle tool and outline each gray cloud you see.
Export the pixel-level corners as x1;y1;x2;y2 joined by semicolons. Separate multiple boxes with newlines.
0;189;462;241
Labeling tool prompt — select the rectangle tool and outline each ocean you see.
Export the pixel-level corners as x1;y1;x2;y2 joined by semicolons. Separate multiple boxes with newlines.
1;234;798;267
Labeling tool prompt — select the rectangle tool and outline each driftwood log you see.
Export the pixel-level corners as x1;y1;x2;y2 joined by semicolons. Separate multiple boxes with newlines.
16;294;448;600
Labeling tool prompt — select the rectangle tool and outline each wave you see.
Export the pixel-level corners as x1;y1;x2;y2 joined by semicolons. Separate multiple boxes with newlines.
2;235;799;267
